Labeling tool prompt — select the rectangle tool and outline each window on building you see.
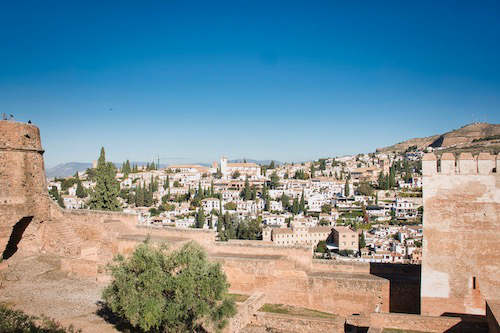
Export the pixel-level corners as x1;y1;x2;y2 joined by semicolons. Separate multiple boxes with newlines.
473;276;477;290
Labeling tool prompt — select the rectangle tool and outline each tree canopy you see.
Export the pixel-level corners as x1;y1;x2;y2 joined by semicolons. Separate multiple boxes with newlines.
88;147;121;211
102;241;236;332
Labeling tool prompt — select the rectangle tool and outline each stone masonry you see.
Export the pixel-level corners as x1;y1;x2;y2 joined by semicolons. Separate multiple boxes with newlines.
421;152;500;316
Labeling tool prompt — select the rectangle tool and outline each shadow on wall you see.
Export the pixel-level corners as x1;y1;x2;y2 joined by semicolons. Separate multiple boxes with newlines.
2;216;34;260
369;263;421;314
442;313;489;333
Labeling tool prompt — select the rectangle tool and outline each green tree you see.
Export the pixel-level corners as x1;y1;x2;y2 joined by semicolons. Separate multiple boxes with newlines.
269;172;280;189
224;202;237;210
299;190;306;213
319;158;326;171
164;175;170;190
344;179;350;197
76;180;86;198
321;204;332;214
315;240;327;253
196;208;206;228
231;171;240;179
49;186;60;201
310;163;315;178
357;181;374;196
135;185;144;207
88;147;121;211
292;197;300;214
359;232;366;249
57;195;65;208
280;193;290;211
102;241;236;332
242;178;251;200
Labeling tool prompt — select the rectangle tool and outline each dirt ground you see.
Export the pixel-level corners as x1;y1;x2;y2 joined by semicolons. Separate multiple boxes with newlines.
0;255;118;332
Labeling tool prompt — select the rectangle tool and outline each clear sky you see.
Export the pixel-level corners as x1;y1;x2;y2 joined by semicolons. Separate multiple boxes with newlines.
1;1;499;167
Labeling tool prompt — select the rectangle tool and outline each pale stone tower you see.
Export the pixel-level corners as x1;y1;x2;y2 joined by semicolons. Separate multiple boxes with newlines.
220;156;228;176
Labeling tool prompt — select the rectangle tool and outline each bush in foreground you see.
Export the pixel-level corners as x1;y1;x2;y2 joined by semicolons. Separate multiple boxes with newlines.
102;240;236;332
0;303;80;333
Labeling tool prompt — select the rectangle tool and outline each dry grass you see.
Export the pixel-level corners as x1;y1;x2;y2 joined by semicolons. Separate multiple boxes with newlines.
228;293;250;303
259;303;337;319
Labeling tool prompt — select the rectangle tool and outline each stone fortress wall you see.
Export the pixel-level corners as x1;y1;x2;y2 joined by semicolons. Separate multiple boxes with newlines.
2;121;499;331
0;120;389;318
421;152;500;316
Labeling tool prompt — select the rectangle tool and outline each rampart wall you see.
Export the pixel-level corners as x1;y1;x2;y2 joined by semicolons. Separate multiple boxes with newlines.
421;152;500;316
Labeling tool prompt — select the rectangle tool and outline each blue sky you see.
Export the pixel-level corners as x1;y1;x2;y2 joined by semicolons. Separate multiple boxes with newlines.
1;1;499;167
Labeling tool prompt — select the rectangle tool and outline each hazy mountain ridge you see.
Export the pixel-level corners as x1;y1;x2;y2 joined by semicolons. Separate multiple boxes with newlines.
46;159;280;178
377;123;500;154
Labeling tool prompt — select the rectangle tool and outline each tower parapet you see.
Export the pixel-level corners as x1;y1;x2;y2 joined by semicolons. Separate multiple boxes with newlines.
421;151;500;316
422;152;498;176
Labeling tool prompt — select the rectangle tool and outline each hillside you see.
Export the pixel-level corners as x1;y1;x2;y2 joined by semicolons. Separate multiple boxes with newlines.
376;123;500;154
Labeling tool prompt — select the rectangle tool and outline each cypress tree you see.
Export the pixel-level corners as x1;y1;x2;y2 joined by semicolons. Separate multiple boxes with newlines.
359;232;366;250
57;195;65;208
292;197;299;215
299;190;305;212
76;180;86;198
164;175;170;190
243;178;251;200
196;208;205;228
344;179;350;197
88;147;121;211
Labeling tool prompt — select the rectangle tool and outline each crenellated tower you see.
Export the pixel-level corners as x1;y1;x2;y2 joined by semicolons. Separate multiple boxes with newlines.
421;152;500;316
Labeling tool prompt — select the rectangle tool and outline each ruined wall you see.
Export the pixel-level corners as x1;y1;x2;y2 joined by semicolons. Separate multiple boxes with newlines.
249;311;345;332
0;121;50;260
369;312;462;333
421;152;500;316
0;121;139;266
214;253;389;316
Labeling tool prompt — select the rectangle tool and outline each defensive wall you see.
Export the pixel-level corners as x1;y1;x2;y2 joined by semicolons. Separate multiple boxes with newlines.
0;121;138;268
3;121;498;331
421;152;500;316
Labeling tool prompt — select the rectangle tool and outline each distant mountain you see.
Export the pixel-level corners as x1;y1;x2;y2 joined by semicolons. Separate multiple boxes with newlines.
46;162;92;179
46;161;168;179
376;123;500;155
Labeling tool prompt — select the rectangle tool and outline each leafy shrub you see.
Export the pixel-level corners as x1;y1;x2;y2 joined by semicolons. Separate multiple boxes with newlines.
102;240;236;332
0;304;80;333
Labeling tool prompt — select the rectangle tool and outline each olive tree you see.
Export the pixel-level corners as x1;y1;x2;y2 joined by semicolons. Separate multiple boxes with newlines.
102;240;236;332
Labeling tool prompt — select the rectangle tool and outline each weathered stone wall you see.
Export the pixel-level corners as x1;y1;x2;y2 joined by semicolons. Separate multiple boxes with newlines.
214;254;389;316
0;121;139;268
249;311;345;333
369;312;462;332
421;152;500;316
224;293;265;333
0;121;50;260
312;259;370;274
